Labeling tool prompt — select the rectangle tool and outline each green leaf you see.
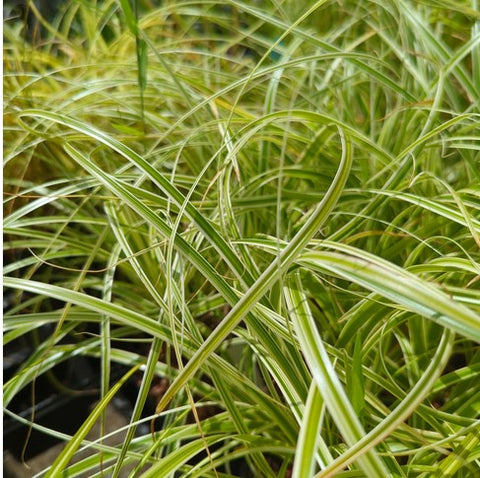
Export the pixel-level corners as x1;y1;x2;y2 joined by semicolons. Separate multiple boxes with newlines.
45;364;140;477
118;0;138;35
284;272;389;478
299;248;480;342
346;334;365;417
292;381;333;478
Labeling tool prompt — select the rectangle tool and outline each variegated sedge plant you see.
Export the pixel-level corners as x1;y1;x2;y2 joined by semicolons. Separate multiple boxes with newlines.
4;0;480;476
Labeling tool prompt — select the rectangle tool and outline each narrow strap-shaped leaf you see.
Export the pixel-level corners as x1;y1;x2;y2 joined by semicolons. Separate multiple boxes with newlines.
45;364;140;477
315;328;454;477
4;277;173;340
292;380;333;478
284;271;390;478
118;0;138;36
299;250;480;341
141;435;225;478
434;428;480;477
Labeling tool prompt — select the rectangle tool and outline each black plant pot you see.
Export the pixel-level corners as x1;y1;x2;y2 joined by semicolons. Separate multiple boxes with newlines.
3;344;99;461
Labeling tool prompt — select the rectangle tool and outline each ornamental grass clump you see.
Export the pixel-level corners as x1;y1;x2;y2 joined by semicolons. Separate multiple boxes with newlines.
3;1;480;476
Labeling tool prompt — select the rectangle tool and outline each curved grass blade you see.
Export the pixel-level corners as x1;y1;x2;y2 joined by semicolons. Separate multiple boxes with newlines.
44;364;140;477
228;0;416;102
315;328;454;477
284;271;390;478
118;0;147;120
292;380;332;478
298;249;480;341
19;109;255;289
3;277;176;343
240;237;480;342
153;129;352;414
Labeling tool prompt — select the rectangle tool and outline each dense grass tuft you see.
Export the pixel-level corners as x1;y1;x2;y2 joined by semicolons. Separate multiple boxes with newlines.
4;1;480;476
